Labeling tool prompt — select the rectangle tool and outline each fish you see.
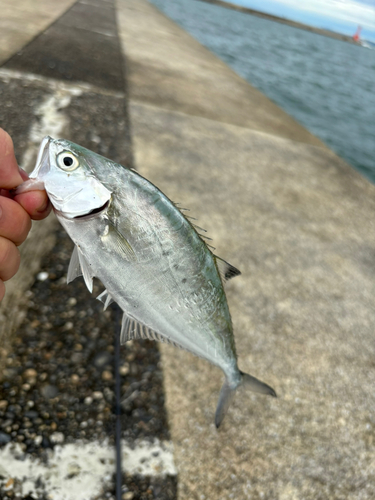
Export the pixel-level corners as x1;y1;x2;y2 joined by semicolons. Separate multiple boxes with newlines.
18;136;276;427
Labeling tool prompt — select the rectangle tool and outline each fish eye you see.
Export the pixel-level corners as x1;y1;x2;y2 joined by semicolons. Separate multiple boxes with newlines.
57;151;80;171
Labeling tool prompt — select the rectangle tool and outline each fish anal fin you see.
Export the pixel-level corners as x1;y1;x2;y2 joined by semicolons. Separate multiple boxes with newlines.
120;314;182;350
67;245;82;284
96;289;114;310
215;256;241;283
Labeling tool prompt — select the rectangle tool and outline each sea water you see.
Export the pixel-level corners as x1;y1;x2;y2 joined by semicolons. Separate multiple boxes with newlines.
150;0;375;182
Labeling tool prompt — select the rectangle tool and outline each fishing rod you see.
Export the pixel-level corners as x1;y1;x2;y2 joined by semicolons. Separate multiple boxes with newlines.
114;304;122;500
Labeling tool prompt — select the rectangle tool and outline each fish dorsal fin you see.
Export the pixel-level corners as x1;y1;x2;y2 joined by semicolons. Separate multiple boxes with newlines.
215;256;241;283
120;314;182;349
96;289;114;310
67;245;82;284
76;246;94;293
101;220;136;262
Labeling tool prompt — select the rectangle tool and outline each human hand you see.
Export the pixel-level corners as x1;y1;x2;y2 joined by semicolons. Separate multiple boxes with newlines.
0;129;51;301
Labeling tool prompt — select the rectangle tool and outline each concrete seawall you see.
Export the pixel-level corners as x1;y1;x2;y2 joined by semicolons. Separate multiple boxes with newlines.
199;0;362;44
118;1;375;498
2;0;375;498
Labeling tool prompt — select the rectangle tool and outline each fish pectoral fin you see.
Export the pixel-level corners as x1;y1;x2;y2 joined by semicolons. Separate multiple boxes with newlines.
215;371;276;428
101;221;136;262
120;313;182;349
67;245;82;284
76;246;94;293
214;256;241;283
96;289;114;310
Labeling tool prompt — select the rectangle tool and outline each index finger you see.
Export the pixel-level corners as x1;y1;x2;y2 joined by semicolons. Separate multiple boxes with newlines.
0;129;23;189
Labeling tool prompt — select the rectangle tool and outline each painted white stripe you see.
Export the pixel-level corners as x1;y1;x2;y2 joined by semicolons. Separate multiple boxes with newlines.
0;67;124;174
0;439;177;499
0;68;125;97
0;71;77;174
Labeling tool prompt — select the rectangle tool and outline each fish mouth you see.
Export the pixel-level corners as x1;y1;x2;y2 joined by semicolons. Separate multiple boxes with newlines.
72;199;110;219
14;136;52;195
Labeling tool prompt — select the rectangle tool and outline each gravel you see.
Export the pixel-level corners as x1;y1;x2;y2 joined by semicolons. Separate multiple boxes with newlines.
0;226;176;498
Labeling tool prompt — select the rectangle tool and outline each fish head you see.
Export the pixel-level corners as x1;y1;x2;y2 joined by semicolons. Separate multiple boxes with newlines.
28;136;112;218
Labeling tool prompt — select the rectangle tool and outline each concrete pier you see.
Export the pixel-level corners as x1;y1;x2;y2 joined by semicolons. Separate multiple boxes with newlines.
1;0;375;498
118;1;375;498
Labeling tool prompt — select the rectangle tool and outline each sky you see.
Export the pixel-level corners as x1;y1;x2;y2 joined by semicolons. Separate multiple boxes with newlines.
230;0;375;42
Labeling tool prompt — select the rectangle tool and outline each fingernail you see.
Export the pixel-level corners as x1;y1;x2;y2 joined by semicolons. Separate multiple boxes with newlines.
18;167;29;181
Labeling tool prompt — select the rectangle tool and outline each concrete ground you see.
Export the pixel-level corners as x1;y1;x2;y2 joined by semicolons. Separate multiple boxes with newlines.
0;0;77;66
119;1;375;499
1;0;375;499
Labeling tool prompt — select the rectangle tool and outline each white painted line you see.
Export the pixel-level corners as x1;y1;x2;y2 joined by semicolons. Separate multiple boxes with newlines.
0;439;177;500
0;68;125;98
18;89;74;174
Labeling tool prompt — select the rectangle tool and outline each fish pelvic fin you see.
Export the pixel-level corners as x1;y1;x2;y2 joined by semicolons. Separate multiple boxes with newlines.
67;245;94;293
67;245;82;284
215;371;276;428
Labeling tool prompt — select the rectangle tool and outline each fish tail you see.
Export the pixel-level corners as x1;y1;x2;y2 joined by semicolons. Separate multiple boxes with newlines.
215;371;276;428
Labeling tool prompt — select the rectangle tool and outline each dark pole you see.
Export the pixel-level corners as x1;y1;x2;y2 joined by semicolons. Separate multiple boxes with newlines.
114;304;122;500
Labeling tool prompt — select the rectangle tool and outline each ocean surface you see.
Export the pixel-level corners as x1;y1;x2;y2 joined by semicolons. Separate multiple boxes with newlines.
149;0;375;182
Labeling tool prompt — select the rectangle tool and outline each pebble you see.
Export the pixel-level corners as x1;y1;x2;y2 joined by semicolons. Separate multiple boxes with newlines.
25;410;39;419
71;352;83;364
41;384;58;399
102;370;113;381
122;493;135;500
94;351;113;368
36;271;49;281
50;431;65;444
0;432;11;444
102;370;113;382
4;478;14;491
120;363;130;376
84;396;93;405
34;435;43;446
0;400;8;410
23;368;37;379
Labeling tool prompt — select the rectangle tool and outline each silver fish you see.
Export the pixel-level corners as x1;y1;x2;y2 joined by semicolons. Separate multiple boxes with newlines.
19;136;276;427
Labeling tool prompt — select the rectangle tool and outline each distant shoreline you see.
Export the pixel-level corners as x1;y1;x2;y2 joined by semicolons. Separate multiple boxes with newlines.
198;0;360;45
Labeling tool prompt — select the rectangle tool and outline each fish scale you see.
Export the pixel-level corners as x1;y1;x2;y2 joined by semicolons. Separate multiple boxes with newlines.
17;136;277;427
